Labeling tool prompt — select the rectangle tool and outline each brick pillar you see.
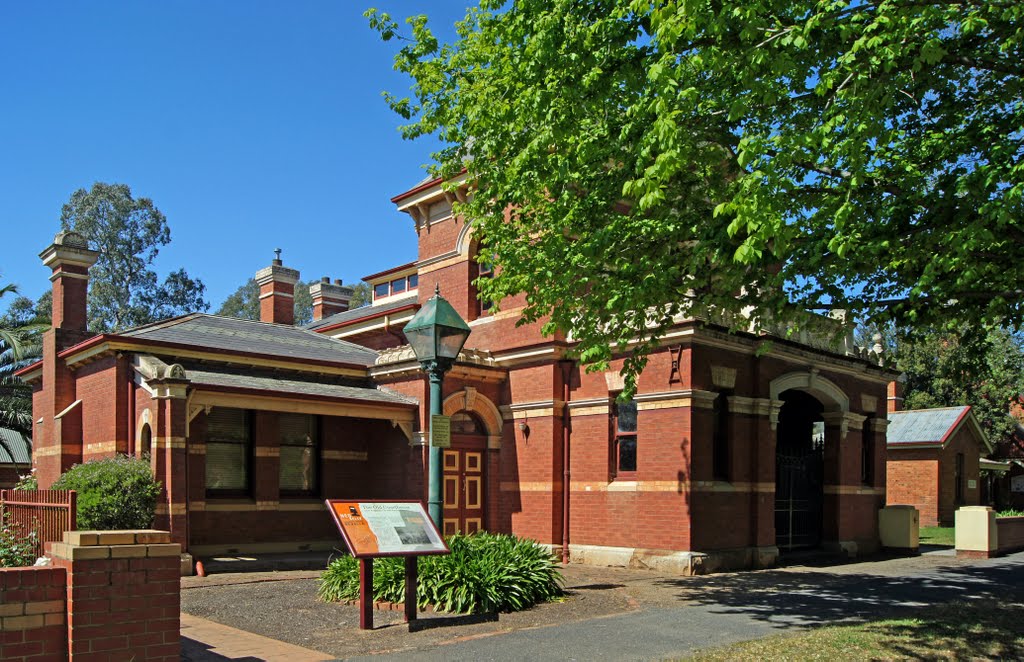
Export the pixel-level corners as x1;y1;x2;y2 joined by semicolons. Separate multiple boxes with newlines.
887;377;905;412
310;278;353;321
255;252;300;325
35;232;100;487
150;368;190;551
39;231;99;333
49;530;181;661
253;411;280;512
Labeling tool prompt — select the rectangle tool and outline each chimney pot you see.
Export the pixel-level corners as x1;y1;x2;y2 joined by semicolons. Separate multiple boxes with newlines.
255;255;300;325
310;279;354;322
39;231;100;332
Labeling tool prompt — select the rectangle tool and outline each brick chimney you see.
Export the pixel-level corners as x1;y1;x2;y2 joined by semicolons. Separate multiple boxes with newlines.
39;231;99;332
254;249;300;325
309;277;353;321
887;374;906;412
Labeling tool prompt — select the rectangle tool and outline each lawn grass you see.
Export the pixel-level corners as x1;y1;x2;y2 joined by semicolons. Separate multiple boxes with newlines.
919;526;955;547
686;601;1024;661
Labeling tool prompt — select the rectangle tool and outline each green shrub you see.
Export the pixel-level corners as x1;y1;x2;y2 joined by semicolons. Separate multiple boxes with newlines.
0;521;38;567
998;509;1024;518
52;455;161;530
318;532;563;614
13;470;38;491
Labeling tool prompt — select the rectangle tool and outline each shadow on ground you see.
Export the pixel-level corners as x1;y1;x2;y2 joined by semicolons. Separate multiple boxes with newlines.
180;636;264;662
656;557;1024;629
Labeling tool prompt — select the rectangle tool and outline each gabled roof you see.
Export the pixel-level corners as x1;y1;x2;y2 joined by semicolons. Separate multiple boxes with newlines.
0;427;32;465
887;406;993;454
305;295;419;333
120;313;379;367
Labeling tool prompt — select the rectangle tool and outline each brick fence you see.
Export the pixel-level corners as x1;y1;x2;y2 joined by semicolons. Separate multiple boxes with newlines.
996;516;1024;555
955;507;1024;559
0;529;180;661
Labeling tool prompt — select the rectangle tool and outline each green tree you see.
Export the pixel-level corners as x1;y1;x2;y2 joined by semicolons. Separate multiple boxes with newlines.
349;282;371;309
885;325;1024;449
60;182;209;332
369;1;1024;390
0;284;43;434
217;279;370;324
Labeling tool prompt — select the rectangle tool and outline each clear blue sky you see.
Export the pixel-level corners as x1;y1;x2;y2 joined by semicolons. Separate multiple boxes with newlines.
0;2;468;310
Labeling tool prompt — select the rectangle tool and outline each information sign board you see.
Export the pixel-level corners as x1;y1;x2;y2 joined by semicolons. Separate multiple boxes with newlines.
325;500;448;558
431;414;451;448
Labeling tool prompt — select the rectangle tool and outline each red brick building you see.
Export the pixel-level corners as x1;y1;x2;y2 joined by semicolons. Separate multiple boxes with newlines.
22;174;897;572
886;405;991;526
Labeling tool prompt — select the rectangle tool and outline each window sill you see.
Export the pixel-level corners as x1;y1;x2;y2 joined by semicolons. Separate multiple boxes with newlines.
607;479;638;492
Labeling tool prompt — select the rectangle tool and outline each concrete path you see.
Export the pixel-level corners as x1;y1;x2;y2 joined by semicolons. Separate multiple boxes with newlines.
180;613;334;661
179;550;1024;661
346;552;1024;661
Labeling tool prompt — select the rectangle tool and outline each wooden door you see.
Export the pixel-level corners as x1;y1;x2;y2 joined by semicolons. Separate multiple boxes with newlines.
442;436;486;536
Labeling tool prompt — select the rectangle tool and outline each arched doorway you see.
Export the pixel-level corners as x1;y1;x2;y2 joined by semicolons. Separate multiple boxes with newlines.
443;411;487;536
774;390;825;550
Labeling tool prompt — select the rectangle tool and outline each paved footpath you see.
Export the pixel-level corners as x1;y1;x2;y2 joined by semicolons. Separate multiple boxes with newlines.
180;550;1024;661
181;613;334;661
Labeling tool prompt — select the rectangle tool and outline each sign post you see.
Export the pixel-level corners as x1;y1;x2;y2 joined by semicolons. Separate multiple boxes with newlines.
325;500;448;630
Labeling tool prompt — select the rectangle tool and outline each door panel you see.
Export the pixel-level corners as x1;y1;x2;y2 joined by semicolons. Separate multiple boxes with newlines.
443;436;487;535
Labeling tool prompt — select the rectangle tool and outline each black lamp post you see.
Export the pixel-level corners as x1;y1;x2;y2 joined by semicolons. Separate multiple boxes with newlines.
404;285;472;529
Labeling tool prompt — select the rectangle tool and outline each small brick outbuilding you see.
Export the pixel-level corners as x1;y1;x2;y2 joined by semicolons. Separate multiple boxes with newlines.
886;406;992;526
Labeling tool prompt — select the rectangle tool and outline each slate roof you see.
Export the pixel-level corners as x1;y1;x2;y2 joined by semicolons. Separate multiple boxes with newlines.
121;314;379;367
185;369;417;407
887;406;972;447
304;295;418;332
0;427;32;465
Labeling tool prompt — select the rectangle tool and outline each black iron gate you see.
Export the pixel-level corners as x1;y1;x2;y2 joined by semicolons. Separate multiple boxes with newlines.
775;445;824;550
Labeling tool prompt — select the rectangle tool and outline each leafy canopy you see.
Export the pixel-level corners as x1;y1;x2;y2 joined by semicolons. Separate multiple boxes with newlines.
369;0;1024;387
60;182;209;332
216;279;371;325
0;284;45;434
887;325;1024;452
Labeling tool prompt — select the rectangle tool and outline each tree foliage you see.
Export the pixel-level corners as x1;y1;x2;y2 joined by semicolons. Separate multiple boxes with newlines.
886;325;1024;449
369;1;1024;388
0;284;44;434
216;279;371;325
60;182;209;332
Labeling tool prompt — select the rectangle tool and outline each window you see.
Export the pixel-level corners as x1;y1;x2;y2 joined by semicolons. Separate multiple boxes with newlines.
476;256;495;315
408;274;418;289
205;408;251;496
712;393;730;481
391;278;407;294
612;397;638;476
279;413;318;496
451;411;484;435
373;283;390;300
955;452;965;504
861;419;874;485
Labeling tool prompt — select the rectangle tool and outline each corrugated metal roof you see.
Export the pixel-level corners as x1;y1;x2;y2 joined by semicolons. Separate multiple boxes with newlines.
304;295;418;332
122;314;379;367
887;406;970;446
0;427;32;465
186;369;417;407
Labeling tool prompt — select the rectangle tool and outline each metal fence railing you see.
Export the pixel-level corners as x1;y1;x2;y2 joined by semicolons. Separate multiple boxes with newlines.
0;489;77;559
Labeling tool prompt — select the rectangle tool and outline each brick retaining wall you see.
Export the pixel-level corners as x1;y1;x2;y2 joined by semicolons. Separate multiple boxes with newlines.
996;516;1024;555
0;566;66;660
0;529;181;661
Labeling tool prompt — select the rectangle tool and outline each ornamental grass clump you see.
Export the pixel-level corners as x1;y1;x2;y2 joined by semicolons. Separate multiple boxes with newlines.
318;532;563;614
52;454;161;530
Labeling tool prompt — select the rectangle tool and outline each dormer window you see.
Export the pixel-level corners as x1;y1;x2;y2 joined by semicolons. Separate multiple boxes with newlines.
371;272;420;302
